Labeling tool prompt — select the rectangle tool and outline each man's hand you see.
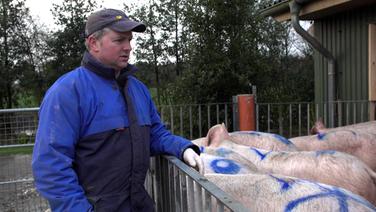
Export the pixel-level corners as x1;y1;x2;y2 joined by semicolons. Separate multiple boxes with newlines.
183;148;204;174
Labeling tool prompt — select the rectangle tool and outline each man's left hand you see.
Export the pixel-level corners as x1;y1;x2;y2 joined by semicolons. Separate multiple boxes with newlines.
183;148;204;174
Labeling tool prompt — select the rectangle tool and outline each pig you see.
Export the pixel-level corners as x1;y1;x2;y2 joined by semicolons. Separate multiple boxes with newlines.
204;142;376;205
203;123;298;151
191;123;231;147
191;137;208;147
290;129;376;171
200;152;257;175
205;123;231;147
229;131;298;151
205;173;376;211
311;119;376;135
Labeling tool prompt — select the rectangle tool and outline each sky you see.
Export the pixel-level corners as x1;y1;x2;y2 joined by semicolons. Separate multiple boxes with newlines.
25;0;144;29
24;0;147;62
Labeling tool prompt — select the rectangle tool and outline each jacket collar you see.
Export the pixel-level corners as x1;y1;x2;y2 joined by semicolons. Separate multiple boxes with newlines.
81;51;138;83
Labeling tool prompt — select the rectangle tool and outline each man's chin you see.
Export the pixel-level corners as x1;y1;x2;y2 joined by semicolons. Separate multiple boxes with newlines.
117;62;129;70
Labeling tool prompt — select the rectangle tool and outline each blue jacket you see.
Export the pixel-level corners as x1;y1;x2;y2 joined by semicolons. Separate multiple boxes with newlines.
32;52;198;212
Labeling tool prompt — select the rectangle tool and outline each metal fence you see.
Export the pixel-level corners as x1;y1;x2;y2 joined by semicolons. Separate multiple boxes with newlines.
0;152;247;212
0;152;49;212
0;100;373;211
149;156;248;212
256;100;373;138
0;100;373;146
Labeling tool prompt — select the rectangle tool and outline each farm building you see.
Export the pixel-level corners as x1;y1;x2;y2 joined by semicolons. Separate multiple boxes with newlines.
260;0;376;127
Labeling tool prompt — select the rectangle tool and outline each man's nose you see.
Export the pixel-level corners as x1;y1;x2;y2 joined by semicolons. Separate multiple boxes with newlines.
123;41;132;51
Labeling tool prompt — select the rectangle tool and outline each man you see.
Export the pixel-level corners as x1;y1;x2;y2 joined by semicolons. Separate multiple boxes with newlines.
32;8;203;212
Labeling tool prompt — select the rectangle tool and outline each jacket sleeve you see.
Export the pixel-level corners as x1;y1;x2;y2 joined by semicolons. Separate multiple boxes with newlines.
32;82;93;212
147;96;200;159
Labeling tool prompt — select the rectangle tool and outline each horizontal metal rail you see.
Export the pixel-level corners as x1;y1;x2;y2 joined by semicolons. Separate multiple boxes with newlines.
0;100;372;146
155;155;249;212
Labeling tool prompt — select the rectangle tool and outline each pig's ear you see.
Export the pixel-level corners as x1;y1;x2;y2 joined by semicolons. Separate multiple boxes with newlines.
221;122;226;129
311;118;326;134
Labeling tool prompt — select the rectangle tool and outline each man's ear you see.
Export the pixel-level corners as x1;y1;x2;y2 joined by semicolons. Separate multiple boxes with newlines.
87;36;100;52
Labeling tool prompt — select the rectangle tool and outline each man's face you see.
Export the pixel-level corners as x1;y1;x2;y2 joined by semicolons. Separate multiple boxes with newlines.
90;30;133;72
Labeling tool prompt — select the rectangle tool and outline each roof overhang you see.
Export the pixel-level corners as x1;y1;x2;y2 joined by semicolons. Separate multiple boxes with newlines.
260;0;376;22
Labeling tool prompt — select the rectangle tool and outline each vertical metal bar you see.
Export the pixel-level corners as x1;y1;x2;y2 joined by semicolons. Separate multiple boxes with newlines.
267;104;271;132
170;105;174;134
278;105;283;136
307;103;310;135
187;178;194;212
181;173;188;212
169;161;175;212
324;102;327;125
232;97;238;132
353;103;357;124
289;104;292;138
155;156;162;212
346;102;349;125
160;158;166;212
256;103;259;131
338;101;342;127
316;103;319;122
199;105;202;137
180;106;183;136
189;106;193;139
207;104;211;129
150;158;158;210
175;166;181;211
194;182;203;212
204;190;212;211
216;104;220;124
217;201;225;212
298;104;301;136
225;104;228;128
360;101;364;122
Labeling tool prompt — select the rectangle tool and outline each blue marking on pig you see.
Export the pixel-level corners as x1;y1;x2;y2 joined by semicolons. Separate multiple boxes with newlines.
200;146;205;153
210;159;240;174
251;148;270;160
216;148;232;157
272;134;294;145
284;183;376;212
234;131;259;136
317;132;326;140
315;150;336;156
343;130;357;136
270;175;293;192
248;131;260;136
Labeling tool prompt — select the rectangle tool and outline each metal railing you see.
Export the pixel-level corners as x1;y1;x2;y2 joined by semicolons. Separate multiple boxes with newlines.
256;100;373;137
0;152;248;212
0;100;373;145
158;103;235;139
148;156;249;212
0;100;373;211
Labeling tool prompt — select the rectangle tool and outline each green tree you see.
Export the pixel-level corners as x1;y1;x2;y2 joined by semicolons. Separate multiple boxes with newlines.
168;0;263;104
132;0;174;105
0;0;43;108
45;0;96;88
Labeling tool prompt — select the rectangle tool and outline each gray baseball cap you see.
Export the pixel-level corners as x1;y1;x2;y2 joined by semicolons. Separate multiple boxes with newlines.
85;8;146;37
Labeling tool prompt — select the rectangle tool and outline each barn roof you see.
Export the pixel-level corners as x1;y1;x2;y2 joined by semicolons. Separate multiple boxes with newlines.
260;0;376;22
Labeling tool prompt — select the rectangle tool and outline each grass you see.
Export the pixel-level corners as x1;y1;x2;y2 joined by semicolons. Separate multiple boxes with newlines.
0;145;33;156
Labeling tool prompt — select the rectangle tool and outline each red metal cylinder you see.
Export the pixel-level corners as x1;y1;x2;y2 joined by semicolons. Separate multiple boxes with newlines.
238;94;256;131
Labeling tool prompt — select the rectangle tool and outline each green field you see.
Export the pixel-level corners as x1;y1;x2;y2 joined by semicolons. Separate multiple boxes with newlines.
0;146;33;156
